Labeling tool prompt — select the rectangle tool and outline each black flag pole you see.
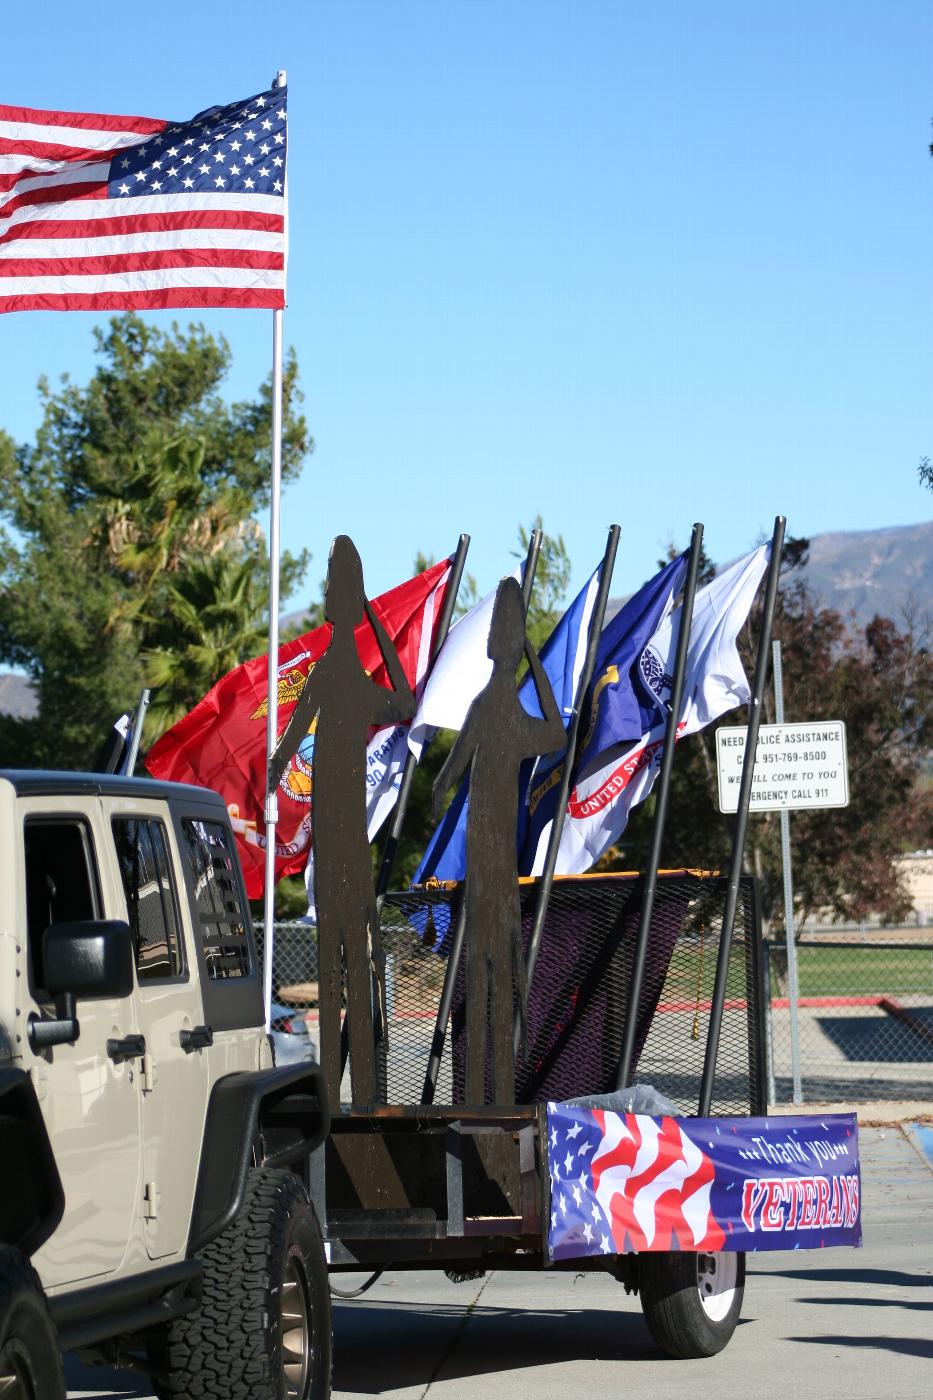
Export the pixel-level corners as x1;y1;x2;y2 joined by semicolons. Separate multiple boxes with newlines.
420;525;544;1105
613;524;704;1091
697;515;786;1116
375;532;472;901
513;522;621;1059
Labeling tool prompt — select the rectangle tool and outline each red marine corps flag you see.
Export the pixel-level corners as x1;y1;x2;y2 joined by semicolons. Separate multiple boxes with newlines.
146;558;452;897
0;87;286;312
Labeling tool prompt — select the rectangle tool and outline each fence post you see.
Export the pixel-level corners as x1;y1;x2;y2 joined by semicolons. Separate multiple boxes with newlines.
763;943;777;1108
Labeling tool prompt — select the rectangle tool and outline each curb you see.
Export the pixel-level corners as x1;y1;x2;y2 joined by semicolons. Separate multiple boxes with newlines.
767;1100;932;1125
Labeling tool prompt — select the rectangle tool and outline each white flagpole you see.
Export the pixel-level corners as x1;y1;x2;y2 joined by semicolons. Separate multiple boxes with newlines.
262;67;288;1033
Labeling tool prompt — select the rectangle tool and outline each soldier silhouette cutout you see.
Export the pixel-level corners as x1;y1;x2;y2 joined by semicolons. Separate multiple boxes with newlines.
269;535;415;1105
433;575;565;1104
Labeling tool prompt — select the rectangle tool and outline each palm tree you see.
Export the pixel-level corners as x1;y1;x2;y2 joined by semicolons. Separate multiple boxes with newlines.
142;548;270;736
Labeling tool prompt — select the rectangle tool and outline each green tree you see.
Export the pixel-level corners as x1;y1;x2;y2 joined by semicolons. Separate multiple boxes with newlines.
0;314;310;767
920;457;933;492
600;556;933;934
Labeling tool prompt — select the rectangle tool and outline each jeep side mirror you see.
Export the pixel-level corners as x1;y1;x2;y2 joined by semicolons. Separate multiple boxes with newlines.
44;920;135;1001
28;920;135;1052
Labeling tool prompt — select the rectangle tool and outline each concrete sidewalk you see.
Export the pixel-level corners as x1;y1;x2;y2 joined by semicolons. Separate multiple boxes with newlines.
66;1120;933;1400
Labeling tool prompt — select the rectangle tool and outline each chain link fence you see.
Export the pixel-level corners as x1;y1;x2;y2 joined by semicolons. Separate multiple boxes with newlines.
765;934;933;1104
257;871;766;1115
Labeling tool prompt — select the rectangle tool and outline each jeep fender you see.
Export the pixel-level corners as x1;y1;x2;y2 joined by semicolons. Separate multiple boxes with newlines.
187;1062;329;1255
0;1067;65;1257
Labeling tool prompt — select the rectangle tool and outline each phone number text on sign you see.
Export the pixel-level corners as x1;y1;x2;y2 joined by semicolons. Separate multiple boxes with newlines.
716;721;849;812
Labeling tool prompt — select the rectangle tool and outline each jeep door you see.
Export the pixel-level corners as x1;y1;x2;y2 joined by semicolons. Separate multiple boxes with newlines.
21;800;142;1288
106;801;210;1260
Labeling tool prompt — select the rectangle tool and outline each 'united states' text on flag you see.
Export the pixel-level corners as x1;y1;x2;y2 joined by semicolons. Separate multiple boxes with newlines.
0;87;286;312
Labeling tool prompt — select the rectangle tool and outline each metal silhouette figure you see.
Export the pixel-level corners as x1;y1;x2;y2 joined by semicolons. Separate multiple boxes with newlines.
433;575;565;1104
269;536;415;1104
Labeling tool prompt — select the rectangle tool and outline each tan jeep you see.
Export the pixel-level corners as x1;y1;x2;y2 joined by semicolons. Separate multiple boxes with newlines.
0;769;331;1399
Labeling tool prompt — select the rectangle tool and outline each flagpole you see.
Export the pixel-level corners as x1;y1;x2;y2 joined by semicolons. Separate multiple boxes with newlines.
513;524;620;1060
374;532;472;901
420;526;543;1105
698;515;785;1116
613;524;704;1090
122;687;151;777
262;67;288;1035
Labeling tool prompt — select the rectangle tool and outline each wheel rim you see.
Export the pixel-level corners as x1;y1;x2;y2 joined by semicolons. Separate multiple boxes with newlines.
281;1249;312;1399
696;1251;738;1322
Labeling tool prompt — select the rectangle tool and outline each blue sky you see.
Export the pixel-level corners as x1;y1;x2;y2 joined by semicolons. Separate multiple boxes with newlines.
2;1;931;607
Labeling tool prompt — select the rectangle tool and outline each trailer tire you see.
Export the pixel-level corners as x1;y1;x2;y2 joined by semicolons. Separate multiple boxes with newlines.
639;1250;745;1359
152;1168;331;1399
0;1245;66;1400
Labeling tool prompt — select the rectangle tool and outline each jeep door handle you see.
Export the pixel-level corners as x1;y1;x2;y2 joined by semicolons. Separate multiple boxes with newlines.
179;1024;213;1052
107;1033;146;1063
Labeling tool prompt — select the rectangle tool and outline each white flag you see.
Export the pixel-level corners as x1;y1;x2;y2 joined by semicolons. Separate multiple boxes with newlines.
551;545;770;875
407;565;522;761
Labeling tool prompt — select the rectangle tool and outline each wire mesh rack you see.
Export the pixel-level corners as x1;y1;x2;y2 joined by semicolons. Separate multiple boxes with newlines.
257;870;766;1116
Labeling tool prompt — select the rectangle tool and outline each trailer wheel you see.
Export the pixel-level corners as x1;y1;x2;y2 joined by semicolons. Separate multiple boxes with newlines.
0;1246;66;1400
151;1168;331;1399
639;1250;745;1359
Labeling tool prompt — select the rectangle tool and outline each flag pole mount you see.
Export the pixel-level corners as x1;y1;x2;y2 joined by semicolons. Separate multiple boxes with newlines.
262;66;288;1035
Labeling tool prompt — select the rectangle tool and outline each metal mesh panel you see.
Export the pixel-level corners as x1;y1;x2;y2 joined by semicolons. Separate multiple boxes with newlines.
766;936;933;1103
258;871;764;1115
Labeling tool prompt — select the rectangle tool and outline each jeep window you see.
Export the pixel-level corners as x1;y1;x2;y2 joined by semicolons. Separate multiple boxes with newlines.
24;818;101;996
112;817;185;981
179;819;253;979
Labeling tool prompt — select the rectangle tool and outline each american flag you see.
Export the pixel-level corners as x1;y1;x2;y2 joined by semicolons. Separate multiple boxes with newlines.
547;1106;726;1261
0;87;286;313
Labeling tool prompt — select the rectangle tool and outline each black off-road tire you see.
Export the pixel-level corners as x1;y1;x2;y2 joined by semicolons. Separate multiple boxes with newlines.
152;1168;331;1399
0;1245;65;1400
639;1250;745;1359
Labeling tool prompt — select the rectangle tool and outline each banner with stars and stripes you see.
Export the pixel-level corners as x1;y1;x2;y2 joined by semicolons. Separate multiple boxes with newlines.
0;87;286;312
546;1106;861;1261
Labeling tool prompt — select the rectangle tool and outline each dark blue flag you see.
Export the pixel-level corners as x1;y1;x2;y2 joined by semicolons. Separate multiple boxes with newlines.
518;552;687;875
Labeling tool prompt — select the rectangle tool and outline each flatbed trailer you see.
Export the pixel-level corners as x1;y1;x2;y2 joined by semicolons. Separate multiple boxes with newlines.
292;870;862;1359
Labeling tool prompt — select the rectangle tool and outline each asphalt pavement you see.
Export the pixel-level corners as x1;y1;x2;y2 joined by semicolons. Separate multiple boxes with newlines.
66;1118;933;1400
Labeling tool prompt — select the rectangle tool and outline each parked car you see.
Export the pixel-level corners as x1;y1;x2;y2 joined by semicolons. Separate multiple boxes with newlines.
269;1001;318;1065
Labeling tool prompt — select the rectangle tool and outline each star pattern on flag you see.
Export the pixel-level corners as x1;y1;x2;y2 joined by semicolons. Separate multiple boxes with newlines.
546;1103;612;1260
109;89;286;199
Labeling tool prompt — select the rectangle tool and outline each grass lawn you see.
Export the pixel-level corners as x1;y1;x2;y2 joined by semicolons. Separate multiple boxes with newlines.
780;944;933;997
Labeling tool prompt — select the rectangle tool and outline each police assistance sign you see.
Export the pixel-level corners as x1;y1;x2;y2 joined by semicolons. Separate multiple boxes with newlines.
716;721;849;813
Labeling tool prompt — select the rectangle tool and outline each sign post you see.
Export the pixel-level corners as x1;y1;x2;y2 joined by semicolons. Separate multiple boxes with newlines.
715;658;849;1106
773;642;803;1105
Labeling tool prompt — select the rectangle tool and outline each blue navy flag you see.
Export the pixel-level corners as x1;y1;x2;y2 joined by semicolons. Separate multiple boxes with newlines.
518;552;687;875
553;545;768;875
410;564;603;936
574;551;688;776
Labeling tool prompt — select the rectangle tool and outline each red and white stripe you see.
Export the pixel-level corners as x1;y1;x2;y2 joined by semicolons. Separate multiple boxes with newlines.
0;102;284;312
591;1112;726;1253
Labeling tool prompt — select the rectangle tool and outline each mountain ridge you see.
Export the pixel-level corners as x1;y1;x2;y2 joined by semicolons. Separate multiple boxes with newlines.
2;520;930;720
